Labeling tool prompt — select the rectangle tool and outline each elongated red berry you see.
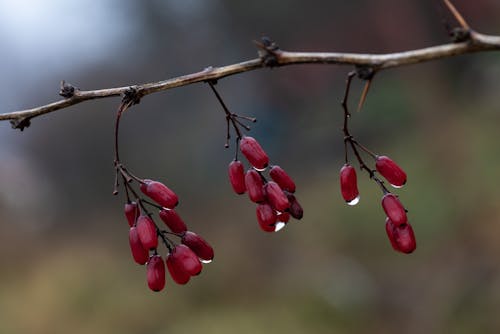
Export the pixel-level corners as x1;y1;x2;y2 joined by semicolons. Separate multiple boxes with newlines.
277;212;290;223
147;255;166;292
245;169;266;203
340;164;360;205
382;193;407;226
376;156;407;188
182;231;214;262
128;226;149;265
286;192;304;220
269;166;296;193
141;180;179;209
166;253;190;285
170;244;202;276
240;136;269;170
385;218;416;254
159;209;187;233
136;215;158;250
265;181;290;212
228;160;246;194
256;203;277;232
124;201;139;227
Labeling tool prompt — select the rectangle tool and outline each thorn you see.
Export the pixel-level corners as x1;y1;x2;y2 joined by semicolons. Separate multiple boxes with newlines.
443;0;470;30
357;79;372;112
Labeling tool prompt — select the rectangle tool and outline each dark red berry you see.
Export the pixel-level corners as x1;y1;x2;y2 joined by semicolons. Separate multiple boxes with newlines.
385;218;416;254
228;160;246;194
277;212;290;223
182;231;214;262
128;226;149;265
141;180;179;209
166;253;190;285
256;203;277;232
147;255;166;292
269;166;296;193
124;201;139;227
159;209;187;234
240;136;269;170
286;192;304;220
170;245;202;276
381;193;407;226
376;156;407;188
136;215;158;250
340;164;360;205
265;181;290;212
245;169;266;203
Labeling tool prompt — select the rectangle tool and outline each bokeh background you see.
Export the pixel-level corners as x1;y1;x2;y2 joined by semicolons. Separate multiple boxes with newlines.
0;0;499;333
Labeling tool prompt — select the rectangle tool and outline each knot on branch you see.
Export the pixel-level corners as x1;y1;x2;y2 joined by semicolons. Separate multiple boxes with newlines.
450;27;471;43
10;117;31;131
355;66;375;80
122;87;143;106
255;36;281;67
59;80;78;98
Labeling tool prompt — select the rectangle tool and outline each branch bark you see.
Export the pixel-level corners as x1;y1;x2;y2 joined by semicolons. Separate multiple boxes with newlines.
2;30;500;126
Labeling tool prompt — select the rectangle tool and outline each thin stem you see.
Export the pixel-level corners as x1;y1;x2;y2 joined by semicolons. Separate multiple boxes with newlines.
341;71;389;194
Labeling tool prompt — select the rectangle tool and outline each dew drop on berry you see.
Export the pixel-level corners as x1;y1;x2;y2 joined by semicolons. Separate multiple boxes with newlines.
274;222;286;232
347;195;360;206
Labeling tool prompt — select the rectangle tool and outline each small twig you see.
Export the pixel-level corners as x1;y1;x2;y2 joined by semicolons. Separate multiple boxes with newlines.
443;0;470;30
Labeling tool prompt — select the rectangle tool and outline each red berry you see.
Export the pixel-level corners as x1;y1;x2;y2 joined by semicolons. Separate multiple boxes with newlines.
381;193;407;226
124;201;139;227
240;136;269;170
339;164;360;205
141;180;179;209
159;209;187;234
385;218;416;254
136;215;158;250
264;181;290;212
256;203;277;232
245;169;266;203
269;166;296;193
147;255;166;292
182;231;214;262
376;156;407;188
170;244;202;276
277;212;290;223
228;160;246;194
286;192;304;220
166;253;191;285
128;226;149;265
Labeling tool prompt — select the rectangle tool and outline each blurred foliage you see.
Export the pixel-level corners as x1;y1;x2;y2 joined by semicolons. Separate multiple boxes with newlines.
0;0;500;333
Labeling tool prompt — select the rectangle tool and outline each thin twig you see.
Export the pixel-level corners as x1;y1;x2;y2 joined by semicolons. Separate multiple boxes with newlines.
443;0;470;30
1;31;500;124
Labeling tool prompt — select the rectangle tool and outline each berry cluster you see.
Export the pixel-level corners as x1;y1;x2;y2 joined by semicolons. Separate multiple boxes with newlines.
339;72;416;254
124;179;214;292
228;136;303;232
340;156;416;253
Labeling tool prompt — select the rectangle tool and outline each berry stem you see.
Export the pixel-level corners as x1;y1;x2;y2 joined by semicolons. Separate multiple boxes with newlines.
341;71;390;194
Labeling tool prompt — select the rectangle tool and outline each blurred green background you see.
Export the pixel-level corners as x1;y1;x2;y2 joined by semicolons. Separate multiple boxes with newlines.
1;0;500;333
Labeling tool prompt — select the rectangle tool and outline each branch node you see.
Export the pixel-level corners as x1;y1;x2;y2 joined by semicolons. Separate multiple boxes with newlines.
122;87;143;106
10;117;32;131
254;36;281;67
59;80;78;98
450;27;472;43
355;66;375;81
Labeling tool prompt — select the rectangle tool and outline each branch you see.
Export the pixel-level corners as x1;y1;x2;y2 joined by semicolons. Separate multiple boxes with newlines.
2;30;500;128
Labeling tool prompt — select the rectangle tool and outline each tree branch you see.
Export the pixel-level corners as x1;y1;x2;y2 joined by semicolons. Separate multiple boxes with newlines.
2;30;500;127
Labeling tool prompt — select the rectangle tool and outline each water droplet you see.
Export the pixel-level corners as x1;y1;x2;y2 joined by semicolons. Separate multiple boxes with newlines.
200;259;213;264
347;196;360;206
390;184;404;189
274;222;286;232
